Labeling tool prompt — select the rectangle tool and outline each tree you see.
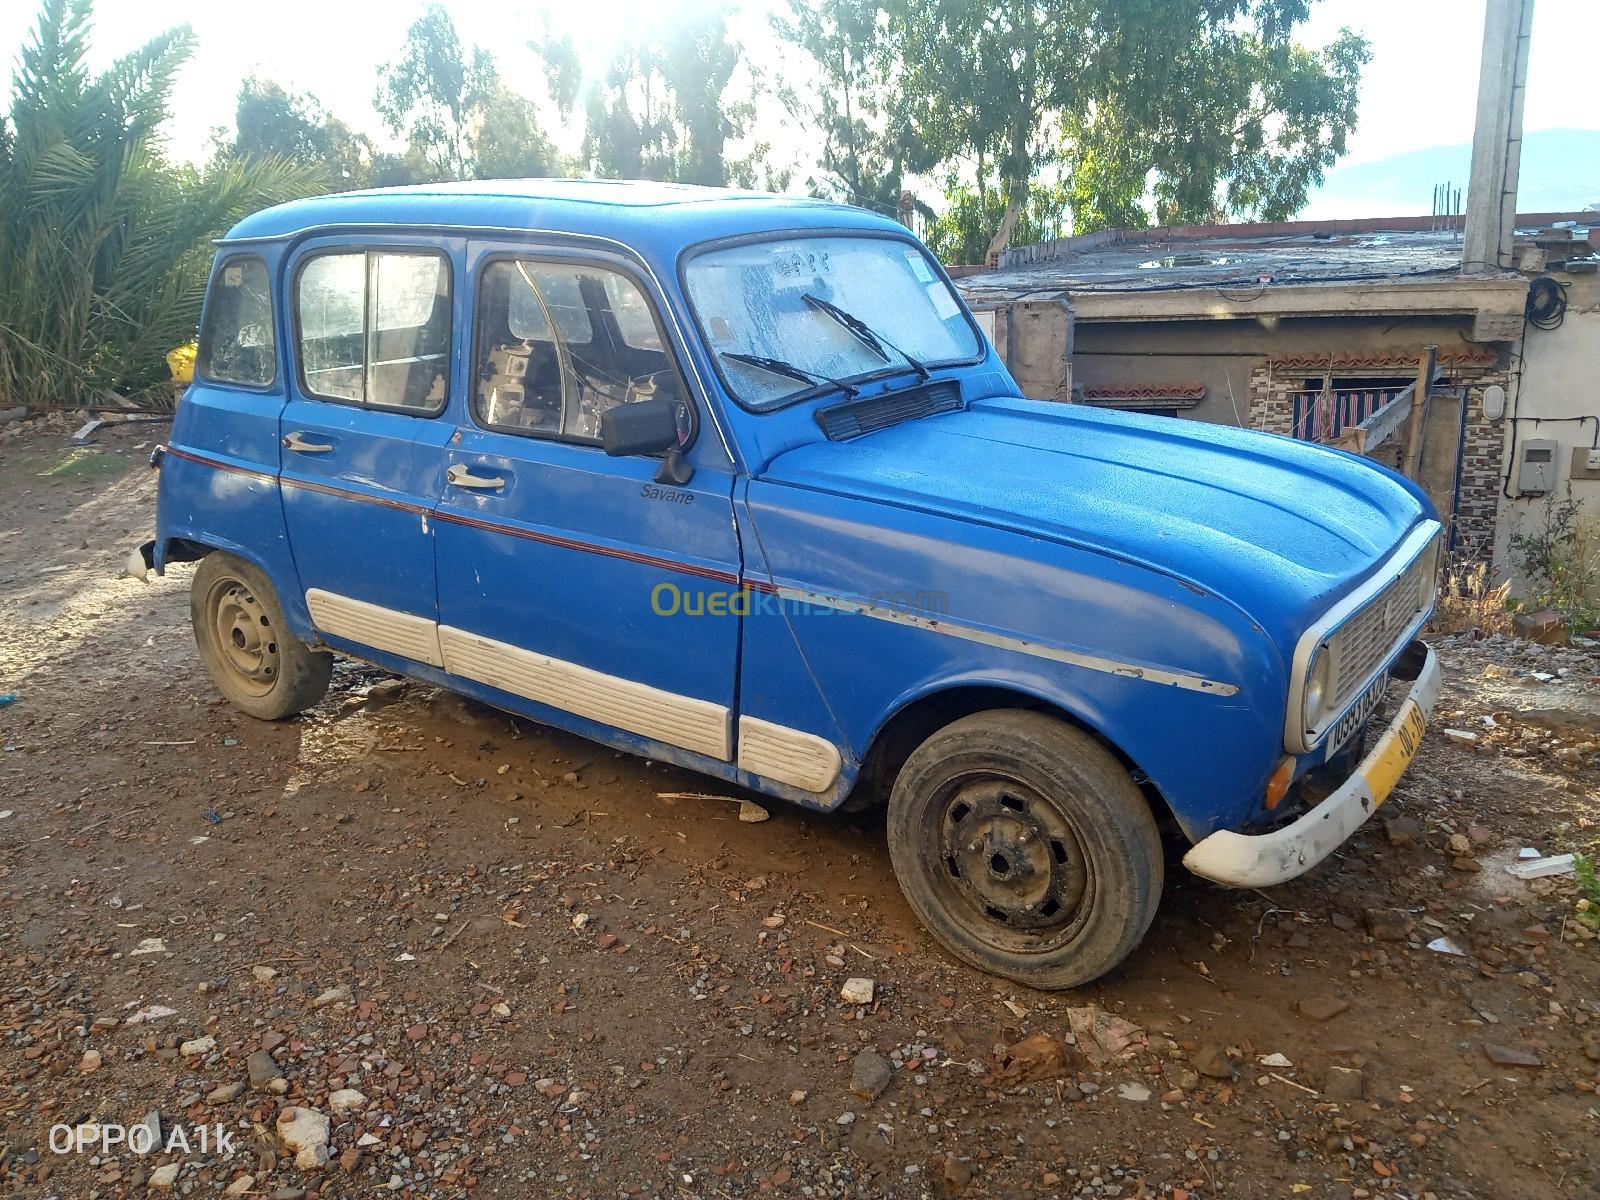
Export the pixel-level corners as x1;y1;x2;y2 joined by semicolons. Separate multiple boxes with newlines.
0;0;319;409
473;86;559;179
773;0;931;214
531;3;758;187
924;177;1070;265
375;4;498;180
220;77;375;192
854;0;1368;247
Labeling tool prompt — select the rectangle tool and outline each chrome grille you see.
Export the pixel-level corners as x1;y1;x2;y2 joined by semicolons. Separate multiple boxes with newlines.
1329;551;1431;710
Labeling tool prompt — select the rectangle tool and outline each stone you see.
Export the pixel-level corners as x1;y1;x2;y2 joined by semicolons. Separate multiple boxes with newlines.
364;678;408;706
311;985;351;1009
339;1148;365;1173
1364;908;1414;941
1384;817;1422;847
276;1107;331;1165
328;1088;367;1112
295;1143;331;1171
131;1112;160;1156
1512;609;1568;645
1116;1081;1152;1101
1329;911;1359;932
149;1163;180;1190
995;1033;1074;1082
1324;1066;1366;1101
252;965;278;984
849;1049;894;1101
207;1082;245;1104
79;1049;102;1073
1447;833;1473;856
1190;1045;1236;1080
1483;1043;1543;1068
1442;728;1479;744
179;1035;215;1057
788;1090;808;1106
944;1157;973;1189
1298;995;1350;1023
840;977;875;1005
225;1175;256;1196
246;1050;282;1088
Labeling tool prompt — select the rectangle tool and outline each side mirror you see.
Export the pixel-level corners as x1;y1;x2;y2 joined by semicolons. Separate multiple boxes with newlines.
601;397;679;457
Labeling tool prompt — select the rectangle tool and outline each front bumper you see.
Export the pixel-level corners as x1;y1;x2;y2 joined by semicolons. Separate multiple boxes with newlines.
1183;640;1440;888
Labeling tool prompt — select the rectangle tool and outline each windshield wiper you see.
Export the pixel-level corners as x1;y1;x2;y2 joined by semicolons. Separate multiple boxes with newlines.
801;293;930;383
720;351;859;399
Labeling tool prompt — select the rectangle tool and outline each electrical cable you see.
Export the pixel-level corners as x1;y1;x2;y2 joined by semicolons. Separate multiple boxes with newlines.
1525;275;1568;331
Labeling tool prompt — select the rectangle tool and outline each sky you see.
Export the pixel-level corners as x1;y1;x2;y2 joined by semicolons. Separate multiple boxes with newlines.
2;0;1595;216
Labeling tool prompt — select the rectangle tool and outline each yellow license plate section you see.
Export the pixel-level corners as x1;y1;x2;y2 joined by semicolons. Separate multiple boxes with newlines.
1361;699;1428;806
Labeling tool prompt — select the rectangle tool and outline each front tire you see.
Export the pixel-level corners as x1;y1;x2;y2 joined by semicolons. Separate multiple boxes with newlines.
191;552;331;720
887;709;1162;989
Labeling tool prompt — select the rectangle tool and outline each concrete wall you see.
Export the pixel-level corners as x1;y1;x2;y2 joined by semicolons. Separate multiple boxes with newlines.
1491;270;1600;592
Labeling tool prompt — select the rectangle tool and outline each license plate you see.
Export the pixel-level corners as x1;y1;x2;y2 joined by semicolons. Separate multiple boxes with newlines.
1326;673;1388;759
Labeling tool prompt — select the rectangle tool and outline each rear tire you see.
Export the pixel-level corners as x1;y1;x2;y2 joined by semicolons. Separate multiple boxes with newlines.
191;552;331;720
887;709;1162;989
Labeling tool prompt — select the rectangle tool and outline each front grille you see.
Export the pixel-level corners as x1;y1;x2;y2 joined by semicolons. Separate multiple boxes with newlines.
1329;550;1431;710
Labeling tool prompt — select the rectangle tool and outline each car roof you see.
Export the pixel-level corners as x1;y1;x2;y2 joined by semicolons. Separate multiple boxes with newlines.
220;178;899;250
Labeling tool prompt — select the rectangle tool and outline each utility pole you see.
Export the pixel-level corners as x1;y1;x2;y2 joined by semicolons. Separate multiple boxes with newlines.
1461;0;1535;273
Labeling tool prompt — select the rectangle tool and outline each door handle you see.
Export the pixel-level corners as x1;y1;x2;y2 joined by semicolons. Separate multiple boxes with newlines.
446;463;506;492
282;432;333;453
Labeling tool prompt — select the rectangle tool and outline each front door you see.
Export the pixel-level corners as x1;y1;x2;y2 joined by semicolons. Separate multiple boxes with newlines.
279;239;460;668
431;243;741;762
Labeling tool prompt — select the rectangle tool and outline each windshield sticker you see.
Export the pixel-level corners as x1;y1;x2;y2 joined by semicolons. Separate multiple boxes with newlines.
904;250;934;283
222;265;243;287
927;283;960;320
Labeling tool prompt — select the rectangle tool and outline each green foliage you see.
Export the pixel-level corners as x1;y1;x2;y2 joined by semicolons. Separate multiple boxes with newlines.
1575;854;1600;932
924;178;1070;265
374;4;499;180
773;0;928;215
531;3;762;188
1508;490;1600;633
848;0;1368;249
473;87;559;180
217;77;376;192
0;0;320;409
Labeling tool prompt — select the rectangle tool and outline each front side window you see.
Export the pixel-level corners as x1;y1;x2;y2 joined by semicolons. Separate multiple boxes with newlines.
296;250;451;412
198;257;276;387
475;259;689;445
683;235;981;410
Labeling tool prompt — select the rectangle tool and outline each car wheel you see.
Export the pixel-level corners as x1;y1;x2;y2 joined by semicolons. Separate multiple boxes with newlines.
191;552;331;720
887;709;1162;989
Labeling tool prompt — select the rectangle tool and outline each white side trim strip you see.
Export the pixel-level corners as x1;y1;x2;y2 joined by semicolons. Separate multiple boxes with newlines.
438;626;730;760
737;716;843;793
769;586;1239;697
306;589;443;667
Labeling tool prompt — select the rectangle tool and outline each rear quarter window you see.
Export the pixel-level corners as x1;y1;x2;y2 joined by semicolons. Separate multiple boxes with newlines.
197;257;276;388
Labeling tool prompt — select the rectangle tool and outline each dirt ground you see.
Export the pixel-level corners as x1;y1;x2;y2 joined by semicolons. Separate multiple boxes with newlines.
2;416;1598;1200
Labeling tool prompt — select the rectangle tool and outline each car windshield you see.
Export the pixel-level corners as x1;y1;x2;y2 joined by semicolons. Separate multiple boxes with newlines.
683;235;981;410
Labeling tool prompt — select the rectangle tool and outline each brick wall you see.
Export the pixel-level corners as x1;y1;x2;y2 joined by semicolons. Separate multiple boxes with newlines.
1245;356;1508;563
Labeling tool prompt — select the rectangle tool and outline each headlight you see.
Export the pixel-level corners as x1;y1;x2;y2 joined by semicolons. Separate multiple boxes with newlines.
1303;645;1332;723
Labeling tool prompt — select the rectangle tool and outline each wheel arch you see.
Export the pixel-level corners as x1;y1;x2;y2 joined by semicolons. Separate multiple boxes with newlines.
155;535;317;643
845;679;1177;830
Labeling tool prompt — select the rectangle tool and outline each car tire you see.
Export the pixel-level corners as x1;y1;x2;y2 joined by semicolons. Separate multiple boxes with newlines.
887;709;1162;989
191;552;331;720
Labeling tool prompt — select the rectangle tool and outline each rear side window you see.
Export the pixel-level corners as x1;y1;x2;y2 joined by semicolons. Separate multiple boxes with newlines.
295;250;451;413
198;257;276;387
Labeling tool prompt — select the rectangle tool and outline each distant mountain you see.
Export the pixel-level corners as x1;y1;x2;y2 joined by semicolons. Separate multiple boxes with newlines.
1299;128;1600;220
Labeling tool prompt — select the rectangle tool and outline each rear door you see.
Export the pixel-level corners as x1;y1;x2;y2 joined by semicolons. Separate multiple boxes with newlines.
431;242;742;762
278;239;461;668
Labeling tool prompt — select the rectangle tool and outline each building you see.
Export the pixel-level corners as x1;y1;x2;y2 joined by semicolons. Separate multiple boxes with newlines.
952;212;1599;586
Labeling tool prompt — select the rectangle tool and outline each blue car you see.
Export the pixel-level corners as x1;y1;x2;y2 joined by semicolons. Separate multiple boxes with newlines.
135;180;1441;988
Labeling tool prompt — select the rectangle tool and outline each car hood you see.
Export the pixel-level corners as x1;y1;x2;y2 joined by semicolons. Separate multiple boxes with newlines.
758;395;1434;655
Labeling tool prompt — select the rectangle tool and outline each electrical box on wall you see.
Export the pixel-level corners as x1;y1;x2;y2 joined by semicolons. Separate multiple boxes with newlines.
1518;439;1559;495
1572;446;1600;481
